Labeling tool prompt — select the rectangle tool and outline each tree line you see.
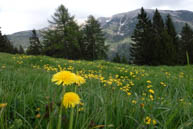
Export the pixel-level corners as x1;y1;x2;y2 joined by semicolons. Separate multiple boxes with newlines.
0;28;24;54
26;5;108;60
0;5;107;61
1;6;193;65
130;7;193;65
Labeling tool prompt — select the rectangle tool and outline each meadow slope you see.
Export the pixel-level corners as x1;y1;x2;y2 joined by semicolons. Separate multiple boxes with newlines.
0;52;193;129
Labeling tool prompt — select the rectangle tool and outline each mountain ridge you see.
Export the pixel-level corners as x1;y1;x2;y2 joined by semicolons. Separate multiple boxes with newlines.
6;8;193;60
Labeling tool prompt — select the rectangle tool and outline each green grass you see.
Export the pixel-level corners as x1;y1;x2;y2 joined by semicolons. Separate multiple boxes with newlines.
0;52;193;129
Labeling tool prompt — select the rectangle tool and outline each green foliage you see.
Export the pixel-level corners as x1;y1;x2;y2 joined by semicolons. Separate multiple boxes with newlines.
112;53;121;63
165;15;179;64
81;15;108;60
0;28;16;54
0;53;193;129
26;29;42;55
130;7;155;65
130;8;179;65
41;5;82;59
179;23;193;64
18;45;25;54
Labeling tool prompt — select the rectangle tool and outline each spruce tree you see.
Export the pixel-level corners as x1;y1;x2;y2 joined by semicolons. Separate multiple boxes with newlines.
152;9;165;65
18;45;25;54
0;28;15;54
180;23;193;64
41;5;82;59
27;29;42;55
82;15;108;60
130;7;154;65
165;14;178;64
113;53;121;63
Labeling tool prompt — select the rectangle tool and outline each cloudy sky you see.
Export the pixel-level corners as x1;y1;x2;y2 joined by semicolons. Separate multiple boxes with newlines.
0;0;193;34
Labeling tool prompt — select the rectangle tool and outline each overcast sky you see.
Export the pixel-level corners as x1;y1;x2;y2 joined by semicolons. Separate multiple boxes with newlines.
0;0;193;34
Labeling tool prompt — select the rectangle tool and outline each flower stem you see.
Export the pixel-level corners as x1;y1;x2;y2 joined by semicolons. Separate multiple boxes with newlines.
69;108;74;129
57;87;66;129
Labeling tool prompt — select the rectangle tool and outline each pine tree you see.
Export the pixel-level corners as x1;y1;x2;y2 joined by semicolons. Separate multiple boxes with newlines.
0;28;15;54
113;53;121;63
179;23;193;64
82;15;108;60
18;45;25;54
27;29;42;55
152;9;165;65
165;14;178;64
130;7;154;65
41;5;82;59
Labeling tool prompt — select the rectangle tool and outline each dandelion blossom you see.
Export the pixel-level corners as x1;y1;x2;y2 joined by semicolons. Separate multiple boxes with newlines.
52;71;77;86
75;75;85;85
0;103;7;108
63;92;80;108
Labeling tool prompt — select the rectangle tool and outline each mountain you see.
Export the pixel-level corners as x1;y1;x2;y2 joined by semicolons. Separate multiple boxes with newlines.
98;9;193;44
7;9;193;60
7;30;42;50
98;9;193;61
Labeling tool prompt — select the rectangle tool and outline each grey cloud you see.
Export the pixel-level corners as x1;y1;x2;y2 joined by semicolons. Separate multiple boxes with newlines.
143;0;185;8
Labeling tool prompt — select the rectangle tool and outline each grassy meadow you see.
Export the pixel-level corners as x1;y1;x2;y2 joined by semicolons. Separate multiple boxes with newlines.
0;52;193;129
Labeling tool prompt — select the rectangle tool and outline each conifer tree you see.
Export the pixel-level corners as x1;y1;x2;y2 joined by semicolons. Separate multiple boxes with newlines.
82;15;108;60
113;53;121;63
180;23;193;64
0;28;15;54
130;7;154;65
27;29;42;55
18;45;25;54
152;9;165;65
41;5;82;59
165;14;178;64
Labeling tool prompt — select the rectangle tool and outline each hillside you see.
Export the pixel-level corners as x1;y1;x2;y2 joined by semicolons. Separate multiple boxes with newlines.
0;52;193;128
98;9;193;43
7;9;193;60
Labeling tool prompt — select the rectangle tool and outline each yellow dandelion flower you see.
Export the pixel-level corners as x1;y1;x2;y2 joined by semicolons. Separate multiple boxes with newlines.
36;108;40;111
0;103;7;108
127;92;131;96
78;107;84;112
147;85;152;88
149;95;154;101
148;89;154;94
52;71;77;86
144;116;151;125
132;100;137;104
63;92;80;108
153;119;157;125
75;75;85;86
146;80;151;83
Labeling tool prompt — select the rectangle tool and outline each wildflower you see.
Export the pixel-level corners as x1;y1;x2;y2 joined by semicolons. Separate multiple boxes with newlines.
153;119;157;125
0;103;7;108
146;80;151;83
149;95;154;101
36;113;41;118
148;89;154;94
63;92;80;108
52;71;77;86
36;108;40;111
140;103;144;108
147;85;152;88
127;92;131;96
144;116;151;125
78;107;84;112
79;102;84;106
75;75;85;85
132;100;137;104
